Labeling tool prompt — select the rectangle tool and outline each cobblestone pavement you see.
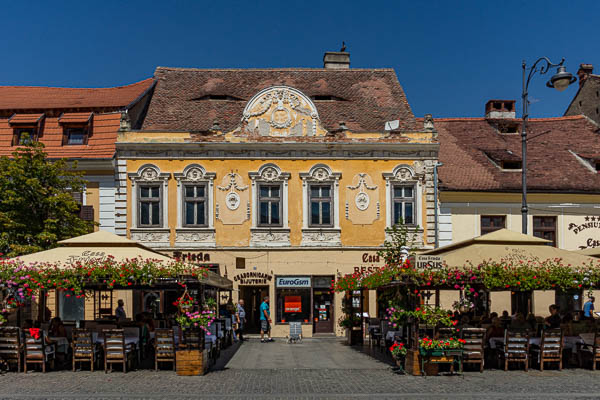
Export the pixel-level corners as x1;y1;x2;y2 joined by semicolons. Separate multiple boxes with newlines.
2;339;600;399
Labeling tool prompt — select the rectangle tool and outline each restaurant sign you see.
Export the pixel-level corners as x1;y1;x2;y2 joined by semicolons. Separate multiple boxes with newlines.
411;255;444;271
276;276;311;288
66;251;106;264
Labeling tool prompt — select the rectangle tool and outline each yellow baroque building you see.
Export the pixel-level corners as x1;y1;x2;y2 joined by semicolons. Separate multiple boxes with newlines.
116;52;439;337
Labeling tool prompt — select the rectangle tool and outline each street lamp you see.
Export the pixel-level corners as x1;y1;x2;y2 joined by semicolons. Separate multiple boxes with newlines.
521;58;576;235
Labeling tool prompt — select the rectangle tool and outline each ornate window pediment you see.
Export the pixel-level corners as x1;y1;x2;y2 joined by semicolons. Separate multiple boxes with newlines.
242;86;328;137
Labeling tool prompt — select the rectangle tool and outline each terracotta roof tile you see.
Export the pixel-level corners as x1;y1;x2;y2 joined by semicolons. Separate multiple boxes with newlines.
9;113;44;124
142;67;416;133
59;112;93;123
435;115;600;193
0;79;154;111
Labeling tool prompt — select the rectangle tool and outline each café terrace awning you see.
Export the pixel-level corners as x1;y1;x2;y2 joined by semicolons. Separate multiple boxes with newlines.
422;229;598;268
11;230;232;290
576;247;600;258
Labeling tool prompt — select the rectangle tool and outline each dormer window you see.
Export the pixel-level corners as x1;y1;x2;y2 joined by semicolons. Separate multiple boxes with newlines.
496;122;520;134
14;128;37;145
65;127;88;145
596;162;600;172
500;160;522;170
59;112;93;146
311;95;347;101
191;94;244;101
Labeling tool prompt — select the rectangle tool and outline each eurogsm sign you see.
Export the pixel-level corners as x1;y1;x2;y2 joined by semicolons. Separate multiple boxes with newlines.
276;277;311;288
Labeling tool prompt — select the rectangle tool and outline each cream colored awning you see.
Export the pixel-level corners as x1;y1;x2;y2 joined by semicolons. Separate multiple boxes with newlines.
423;229;598;268
576;247;600;258
11;230;233;289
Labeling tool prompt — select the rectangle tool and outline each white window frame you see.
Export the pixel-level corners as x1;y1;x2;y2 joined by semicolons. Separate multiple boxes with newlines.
383;164;423;229
173;164;216;248
300;164;341;246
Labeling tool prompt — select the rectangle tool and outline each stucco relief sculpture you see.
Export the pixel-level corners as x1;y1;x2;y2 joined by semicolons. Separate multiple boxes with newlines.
241;86;328;137
216;173;249;224
345;173;379;225
249;230;290;247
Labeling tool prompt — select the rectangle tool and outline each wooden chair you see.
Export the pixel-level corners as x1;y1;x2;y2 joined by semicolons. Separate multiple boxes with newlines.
0;327;22;372
24;330;54;373
72;328;96;372
379;320;389;352
154;329;176;371
531;328;563;371
437;327;456;340
461;327;486;372
578;330;600;370
368;318;381;348
103;329;133;373
502;329;529;371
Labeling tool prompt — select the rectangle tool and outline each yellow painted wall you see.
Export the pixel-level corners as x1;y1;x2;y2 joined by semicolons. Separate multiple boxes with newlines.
85;182;100;231
127;159;431;248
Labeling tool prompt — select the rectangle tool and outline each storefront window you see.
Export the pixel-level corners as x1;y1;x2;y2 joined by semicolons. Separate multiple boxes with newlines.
276;288;311;323
59;291;84;321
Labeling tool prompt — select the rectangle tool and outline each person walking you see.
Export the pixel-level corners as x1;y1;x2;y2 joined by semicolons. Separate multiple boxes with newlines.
115;299;127;321
260;296;272;343
236;299;246;342
584;296;595;320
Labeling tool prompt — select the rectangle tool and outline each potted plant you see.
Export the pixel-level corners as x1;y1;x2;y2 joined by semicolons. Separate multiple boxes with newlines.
175;305;216;376
419;337;465;357
173;290;195;313
389;342;407;370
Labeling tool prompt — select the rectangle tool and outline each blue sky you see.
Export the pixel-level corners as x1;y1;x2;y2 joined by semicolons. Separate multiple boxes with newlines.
1;0;599;118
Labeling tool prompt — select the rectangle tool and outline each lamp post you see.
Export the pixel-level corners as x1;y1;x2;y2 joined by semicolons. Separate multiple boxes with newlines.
521;58;576;234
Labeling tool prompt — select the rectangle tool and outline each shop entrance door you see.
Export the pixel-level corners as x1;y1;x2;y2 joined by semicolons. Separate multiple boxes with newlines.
313;289;334;333
239;285;269;334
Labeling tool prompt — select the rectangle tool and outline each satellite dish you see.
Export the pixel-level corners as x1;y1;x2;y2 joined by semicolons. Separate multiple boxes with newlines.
384;120;399;131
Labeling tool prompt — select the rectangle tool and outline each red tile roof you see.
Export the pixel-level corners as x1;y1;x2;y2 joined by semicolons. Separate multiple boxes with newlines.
0;113;120;159
9;114;44;124
142;67;416;133
0;79;154;111
59;112;93;124
433;115;600;193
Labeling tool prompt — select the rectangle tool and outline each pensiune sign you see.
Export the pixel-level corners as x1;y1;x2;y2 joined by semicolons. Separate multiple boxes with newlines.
567;216;600;249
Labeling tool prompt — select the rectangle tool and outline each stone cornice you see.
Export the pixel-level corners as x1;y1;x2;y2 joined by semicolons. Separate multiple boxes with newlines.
116;142;439;160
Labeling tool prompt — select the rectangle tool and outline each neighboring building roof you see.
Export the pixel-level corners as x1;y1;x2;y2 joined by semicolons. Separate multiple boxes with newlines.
0;113;121;159
565;73;600;125
141;67;416;133
0;78;154;112
433;115;600;193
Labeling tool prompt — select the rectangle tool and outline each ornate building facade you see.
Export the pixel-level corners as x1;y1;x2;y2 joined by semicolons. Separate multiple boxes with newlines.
117;52;439;336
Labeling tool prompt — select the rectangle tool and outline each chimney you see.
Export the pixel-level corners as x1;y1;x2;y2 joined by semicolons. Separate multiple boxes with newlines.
577;64;593;88
323;51;350;69
485;100;516;119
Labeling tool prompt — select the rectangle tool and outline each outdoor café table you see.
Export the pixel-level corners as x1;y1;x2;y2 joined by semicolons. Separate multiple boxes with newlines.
92;332;140;348
48;336;70;353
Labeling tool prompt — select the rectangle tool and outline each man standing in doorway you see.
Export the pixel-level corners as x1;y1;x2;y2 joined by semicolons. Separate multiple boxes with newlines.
260;296;273;343
584;296;595;320
236;299;246;342
115;299;126;321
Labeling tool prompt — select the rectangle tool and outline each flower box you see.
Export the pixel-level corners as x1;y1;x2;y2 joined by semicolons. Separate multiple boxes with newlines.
176;349;207;376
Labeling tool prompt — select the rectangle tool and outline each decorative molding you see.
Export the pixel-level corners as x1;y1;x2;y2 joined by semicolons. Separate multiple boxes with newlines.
242;86;325;137
249;228;291;247
300;164;341;231
217;172;249;192
301;229;341;247
249;164;291;230
130;228;170;248
174;229;216;248
173;164;215;230
346;172;379;225
216;172;249;225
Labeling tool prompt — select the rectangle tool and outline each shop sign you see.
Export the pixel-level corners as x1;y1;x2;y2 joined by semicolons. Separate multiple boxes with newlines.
172;251;210;262
284;296;302;313
412;255;443;271
353;252;385;274
567;216;600;249
234;272;273;285
276;276;311;288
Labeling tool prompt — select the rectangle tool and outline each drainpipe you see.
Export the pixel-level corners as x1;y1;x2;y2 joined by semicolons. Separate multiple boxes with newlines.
433;162;443;248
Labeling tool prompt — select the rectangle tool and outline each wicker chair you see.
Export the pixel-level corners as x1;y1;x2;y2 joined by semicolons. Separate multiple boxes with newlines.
0;327;22;372
154;329;176;371
103;329;134;373
72;328;96;371
461;327;486;372
531;328;563;371
24;330;54;373
502;329;529;371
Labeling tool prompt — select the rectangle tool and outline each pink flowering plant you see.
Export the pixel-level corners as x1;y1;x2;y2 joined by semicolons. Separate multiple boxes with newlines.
176;309;216;334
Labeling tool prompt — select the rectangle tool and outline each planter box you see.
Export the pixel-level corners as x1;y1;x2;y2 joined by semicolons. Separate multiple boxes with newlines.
176;350;207;376
345;328;363;345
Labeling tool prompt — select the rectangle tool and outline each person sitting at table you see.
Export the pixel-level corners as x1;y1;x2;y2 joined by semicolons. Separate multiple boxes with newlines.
509;313;529;331
545;304;561;329
486;317;504;339
49;317;67;337
115;299;127;321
